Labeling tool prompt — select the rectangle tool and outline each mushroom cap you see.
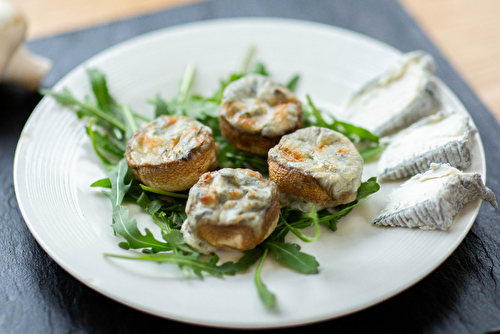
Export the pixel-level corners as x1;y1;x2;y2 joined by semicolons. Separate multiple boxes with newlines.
125;115;217;192
268;127;363;211
183;168;280;252
219;74;303;156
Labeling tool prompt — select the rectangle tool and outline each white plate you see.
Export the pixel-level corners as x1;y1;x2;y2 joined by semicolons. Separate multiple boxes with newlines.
14;18;486;328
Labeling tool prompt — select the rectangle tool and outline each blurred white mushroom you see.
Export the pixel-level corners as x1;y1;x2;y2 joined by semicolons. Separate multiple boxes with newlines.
0;0;51;91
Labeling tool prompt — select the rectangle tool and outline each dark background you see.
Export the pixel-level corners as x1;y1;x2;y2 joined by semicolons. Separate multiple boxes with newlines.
1;0;500;333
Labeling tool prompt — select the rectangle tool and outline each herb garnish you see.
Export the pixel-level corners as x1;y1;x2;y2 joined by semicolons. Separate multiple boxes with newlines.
44;47;381;309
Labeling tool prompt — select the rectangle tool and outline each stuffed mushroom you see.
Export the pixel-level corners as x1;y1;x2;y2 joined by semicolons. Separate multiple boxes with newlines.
181;168;280;254
268;127;364;211
219;74;303;156
125;115;217;192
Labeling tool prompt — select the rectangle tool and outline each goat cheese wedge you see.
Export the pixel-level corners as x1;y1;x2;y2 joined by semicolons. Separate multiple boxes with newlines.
181;168;280;254
268;127;364;211
219;73;303;156
373;164;497;230
378;111;472;180
343;51;441;136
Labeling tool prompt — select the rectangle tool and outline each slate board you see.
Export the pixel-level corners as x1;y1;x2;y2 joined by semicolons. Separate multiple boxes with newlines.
2;0;500;333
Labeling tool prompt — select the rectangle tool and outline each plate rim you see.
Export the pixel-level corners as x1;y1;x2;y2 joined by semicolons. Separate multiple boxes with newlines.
13;17;487;329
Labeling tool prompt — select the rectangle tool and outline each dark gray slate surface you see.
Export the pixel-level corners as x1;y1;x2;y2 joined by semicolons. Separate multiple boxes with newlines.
2;0;500;332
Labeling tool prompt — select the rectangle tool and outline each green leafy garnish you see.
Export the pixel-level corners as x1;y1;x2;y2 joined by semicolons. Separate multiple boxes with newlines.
264;242;319;274
280;205;321;243
306;94;379;144
254;248;276;309
104;252;245;278
286;74;300;92
104;160;170;252
46;53;383;310
139;184;189;199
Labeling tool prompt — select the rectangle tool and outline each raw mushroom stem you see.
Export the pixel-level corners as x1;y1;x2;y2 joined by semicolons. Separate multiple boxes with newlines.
0;0;52;91
1;45;52;91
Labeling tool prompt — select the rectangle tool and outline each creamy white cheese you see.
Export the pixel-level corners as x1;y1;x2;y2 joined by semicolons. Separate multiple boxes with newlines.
220;74;301;137
343;51;440;136
269;127;363;210
381;164;462;214
126;116;213;166
375;164;497;230
182;168;278;253
181;220;218;254
378;111;471;179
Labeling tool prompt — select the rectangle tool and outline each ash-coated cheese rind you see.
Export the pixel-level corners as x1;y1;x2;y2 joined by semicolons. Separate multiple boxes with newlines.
220;73;302;137
343;51;441;137
268;127;364;211
373;164;497;230
378;111;472;180
181;168;280;254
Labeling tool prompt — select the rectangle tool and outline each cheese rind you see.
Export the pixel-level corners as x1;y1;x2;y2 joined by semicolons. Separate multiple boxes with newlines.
343;51;441;136
374;164;497;230
378;111;472;180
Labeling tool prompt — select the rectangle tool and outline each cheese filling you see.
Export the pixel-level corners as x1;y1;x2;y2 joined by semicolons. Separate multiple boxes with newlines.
221;74;301;137
269;127;363;201
343;52;435;133
182;169;277;252
127;116;213;166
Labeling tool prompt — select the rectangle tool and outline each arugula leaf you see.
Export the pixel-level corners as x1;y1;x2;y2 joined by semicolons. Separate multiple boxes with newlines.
139;184;189;199
161;229;193;254
209;73;244;105
87;68;112;112
306;94;379;144
104;252;245;278
205;46;258;104
91;178;112;188
103;159;131;207
317;177;380;231
239;45;256;74
286;74;300;92
254;248;276;309
151;94;170;117
264;241;319;274
147;201;164;216
104;160;170;252
252;62;270;76
90;131;125;157
359;144;387;162
110;205;170;252
239;247;265;267
354;176;380;200
279;205;321;243
86;118;114;169
178;63;196;103
121;105;138;140
166;98;219;119
217;143;269;176
43;88;127;131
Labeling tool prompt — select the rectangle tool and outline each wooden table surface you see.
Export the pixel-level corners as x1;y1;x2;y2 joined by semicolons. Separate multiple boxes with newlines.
10;0;500;121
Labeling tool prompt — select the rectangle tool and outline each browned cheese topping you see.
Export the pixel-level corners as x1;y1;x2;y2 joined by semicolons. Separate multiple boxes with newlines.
220;74;302;137
269;127;364;211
